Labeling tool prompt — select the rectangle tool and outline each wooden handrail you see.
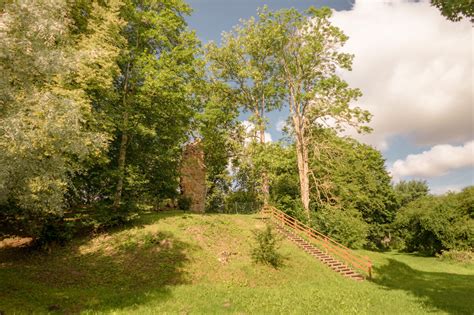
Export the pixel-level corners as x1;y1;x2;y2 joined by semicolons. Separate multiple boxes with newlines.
262;205;372;278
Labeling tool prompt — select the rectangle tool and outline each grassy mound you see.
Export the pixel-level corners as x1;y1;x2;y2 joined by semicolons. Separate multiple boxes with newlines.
1;211;473;314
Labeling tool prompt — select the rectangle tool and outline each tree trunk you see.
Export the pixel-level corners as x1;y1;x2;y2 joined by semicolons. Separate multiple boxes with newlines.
113;61;131;210
293;115;310;218
259;125;269;205
113;131;128;210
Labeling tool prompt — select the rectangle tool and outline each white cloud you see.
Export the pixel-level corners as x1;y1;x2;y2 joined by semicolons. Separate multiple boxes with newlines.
390;140;474;181
276;119;287;132
332;0;473;149
241;120;272;143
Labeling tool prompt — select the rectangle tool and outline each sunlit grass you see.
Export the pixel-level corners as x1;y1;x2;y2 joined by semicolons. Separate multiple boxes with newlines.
1;211;473;314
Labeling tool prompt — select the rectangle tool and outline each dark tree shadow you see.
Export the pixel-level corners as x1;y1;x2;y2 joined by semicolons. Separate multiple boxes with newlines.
372;258;474;315
0;227;197;314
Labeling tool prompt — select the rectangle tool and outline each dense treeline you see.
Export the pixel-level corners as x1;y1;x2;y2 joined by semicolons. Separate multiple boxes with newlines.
0;0;201;241
0;1;472;257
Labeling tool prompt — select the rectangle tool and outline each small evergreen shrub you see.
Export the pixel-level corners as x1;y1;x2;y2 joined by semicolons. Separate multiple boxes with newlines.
35;215;74;248
251;225;283;268
178;196;192;211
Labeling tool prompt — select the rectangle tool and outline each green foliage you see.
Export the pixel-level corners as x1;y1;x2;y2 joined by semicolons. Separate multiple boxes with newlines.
431;0;473;22
206;10;283;132
0;0;109;216
251;225;283;268
394;187;474;255
394;180;429;208
311;206;369;249
225;190;261;214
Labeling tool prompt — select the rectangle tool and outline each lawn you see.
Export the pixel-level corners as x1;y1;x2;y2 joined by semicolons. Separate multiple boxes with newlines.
1;211;473;314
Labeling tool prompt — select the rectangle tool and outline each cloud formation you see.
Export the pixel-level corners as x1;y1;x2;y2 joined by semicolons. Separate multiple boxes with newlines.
390;140;474;181
332;0;473;150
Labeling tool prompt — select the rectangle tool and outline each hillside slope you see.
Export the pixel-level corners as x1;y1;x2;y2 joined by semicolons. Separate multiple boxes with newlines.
1;211;473;314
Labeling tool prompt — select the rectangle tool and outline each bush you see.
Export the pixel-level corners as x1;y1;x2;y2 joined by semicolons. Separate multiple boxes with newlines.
437;250;474;264
35;215;75;248
225;191;261;214
177;195;192;211
311;206;368;249
394;187;474;255
252;225;283;268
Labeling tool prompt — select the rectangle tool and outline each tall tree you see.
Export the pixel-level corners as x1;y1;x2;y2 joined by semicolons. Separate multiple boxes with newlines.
264;7;371;217
110;0;200;209
206;12;283;204
0;0;119;216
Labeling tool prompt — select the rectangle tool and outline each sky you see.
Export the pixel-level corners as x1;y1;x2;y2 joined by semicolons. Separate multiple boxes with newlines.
186;0;474;194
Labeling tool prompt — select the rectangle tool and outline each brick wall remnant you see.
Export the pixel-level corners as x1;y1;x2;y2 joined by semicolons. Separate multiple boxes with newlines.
179;141;206;213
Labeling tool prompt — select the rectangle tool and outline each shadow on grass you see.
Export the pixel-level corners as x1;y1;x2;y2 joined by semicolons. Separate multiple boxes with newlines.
0;228;196;314
373;258;474;314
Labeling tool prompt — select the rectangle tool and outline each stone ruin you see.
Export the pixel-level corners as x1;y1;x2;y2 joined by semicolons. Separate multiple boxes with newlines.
179;140;206;213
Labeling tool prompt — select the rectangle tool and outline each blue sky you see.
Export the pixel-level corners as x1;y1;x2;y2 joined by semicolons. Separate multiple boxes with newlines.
186;0;473;194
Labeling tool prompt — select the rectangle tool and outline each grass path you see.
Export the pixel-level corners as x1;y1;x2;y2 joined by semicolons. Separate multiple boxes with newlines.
1;211;473;314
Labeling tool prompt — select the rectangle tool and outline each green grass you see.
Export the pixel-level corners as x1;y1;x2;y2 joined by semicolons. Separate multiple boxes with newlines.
1;211;473;314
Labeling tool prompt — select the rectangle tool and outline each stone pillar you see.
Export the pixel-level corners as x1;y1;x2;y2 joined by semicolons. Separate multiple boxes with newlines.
179;141;206;213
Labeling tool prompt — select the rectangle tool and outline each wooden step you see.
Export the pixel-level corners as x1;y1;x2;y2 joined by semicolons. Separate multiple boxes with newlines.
268;210;368;282
328;263;343;267
273;224;366;281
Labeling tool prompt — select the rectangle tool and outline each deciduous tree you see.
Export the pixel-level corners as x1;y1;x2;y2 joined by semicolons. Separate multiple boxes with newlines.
265;7;371;217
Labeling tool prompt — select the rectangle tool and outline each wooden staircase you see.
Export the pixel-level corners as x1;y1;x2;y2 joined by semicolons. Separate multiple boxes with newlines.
262;206;372;281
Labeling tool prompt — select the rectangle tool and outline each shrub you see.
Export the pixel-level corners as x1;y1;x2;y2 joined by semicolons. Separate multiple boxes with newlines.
437;250;474;264
177;195;192;211
252;225;283;268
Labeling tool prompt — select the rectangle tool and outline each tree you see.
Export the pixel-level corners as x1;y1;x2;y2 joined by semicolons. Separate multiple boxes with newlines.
393;180;429;208
108;0;201;209
307;130;397;248
0;0;118;216
206;11;283;204
431;0;473;22
265;7;371;217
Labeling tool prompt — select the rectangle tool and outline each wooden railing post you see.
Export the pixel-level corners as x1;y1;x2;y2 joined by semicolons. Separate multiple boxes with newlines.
367;257;372;279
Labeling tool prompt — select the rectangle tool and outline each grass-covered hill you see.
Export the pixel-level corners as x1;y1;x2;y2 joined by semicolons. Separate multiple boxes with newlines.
1;211;473;314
